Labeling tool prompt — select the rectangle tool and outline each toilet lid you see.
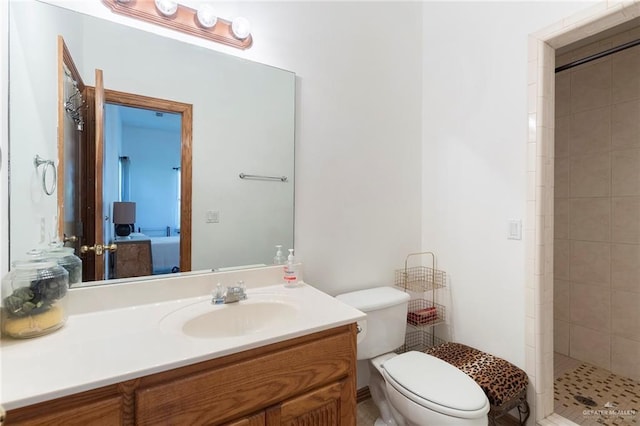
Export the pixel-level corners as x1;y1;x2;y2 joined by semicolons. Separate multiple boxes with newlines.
382;351;488;413
336;287;409;312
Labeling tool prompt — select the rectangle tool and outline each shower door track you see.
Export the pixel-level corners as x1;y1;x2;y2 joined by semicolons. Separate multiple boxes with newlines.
555;37;640;73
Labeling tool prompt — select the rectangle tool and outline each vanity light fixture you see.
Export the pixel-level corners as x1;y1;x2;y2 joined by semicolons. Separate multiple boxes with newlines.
231;17;251;40
102;0;253;50
154;0;178;17
196;5;217;29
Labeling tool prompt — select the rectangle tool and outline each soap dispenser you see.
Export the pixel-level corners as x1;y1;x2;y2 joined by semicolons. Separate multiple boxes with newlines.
283;248;298;287
273;245;286;265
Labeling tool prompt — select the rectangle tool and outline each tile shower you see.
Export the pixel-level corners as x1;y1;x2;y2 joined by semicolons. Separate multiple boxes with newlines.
553;23;640;424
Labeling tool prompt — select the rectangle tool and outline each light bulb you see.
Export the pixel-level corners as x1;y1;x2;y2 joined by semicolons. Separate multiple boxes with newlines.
155;0;178;17
196;5;217;29
231;17;251;40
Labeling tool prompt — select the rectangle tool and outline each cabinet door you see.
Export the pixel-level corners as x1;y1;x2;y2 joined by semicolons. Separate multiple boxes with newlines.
267;380;351;426
223;411;265;426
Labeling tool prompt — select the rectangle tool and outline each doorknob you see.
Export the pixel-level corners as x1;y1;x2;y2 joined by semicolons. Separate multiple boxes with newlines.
63;234;78;244
80;243;117;256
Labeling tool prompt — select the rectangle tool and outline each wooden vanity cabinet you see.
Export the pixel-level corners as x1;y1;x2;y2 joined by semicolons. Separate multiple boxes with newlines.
5;324;357;426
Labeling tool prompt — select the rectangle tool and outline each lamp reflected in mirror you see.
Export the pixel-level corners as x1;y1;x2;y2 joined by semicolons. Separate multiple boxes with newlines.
113;202;136;238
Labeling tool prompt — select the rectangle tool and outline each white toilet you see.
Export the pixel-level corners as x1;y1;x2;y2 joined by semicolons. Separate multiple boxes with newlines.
336;287;489;426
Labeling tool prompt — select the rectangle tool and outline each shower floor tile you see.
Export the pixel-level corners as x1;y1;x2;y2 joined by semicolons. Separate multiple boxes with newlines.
554;358;640;425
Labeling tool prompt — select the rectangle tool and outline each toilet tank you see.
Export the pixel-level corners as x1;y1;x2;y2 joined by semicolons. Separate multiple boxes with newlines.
336;287;410;360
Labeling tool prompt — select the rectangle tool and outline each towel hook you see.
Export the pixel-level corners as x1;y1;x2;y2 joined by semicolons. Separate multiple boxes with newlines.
34;155;57;196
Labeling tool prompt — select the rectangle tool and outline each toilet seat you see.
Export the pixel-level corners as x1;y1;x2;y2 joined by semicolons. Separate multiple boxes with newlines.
381;351;489;419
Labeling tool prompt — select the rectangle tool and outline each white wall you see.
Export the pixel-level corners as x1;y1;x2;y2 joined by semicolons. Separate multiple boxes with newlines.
121;125;181;232
265;2;425;294
421;1;598;366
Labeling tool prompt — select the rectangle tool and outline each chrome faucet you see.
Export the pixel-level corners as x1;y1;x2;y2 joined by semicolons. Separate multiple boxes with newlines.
212;281;247;304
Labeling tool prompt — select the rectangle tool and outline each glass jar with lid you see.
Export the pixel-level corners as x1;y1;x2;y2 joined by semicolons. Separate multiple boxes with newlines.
1;260;69;338
46;244;82;287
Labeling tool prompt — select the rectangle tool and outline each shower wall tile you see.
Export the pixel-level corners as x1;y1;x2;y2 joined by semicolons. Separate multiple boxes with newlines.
611;100;640;150
571;60;612;113
554;239;570;280
612;47;640;104
554;319;570;356
570;282;611;332
612;197;640;243
612;290;640;341
554;279;571;321
569;152;610;197
611;336;640;381
611;243;640;293
570;240;610;285
570;324;611;370
554;157;569;198
570;107;611;155
555;116;570;159
612;149;640;196
554;198;569;239
569;198;610;242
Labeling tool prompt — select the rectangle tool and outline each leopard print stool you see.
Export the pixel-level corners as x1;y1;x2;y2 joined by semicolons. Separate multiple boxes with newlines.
424;342;530;425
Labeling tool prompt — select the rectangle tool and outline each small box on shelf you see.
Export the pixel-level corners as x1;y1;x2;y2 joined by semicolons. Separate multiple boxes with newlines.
406;299;445;327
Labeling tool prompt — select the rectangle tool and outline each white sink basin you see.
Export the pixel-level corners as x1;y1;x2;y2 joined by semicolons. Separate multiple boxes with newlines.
160;294;301;339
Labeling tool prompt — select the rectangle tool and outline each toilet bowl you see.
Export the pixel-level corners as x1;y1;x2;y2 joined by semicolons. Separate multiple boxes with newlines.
375;351;490;425
336;287;489;426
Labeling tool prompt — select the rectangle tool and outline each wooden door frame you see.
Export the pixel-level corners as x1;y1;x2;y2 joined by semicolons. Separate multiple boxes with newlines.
81;86;193;280
101;89;192;274
82;86;97;280
56;36;85;245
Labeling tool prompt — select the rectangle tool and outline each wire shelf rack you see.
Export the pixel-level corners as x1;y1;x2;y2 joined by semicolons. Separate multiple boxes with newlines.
395;329;447;353
394;266;446;292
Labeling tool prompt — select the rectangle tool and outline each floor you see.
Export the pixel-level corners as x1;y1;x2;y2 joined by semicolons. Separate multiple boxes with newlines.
357;398;380;426
356;397;520;425
554;353;639;425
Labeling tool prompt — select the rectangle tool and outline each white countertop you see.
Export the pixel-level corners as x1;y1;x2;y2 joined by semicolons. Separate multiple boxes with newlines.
0;268;365;410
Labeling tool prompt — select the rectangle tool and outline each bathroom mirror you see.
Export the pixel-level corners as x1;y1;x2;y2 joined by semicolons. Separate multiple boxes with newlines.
8;0;295;284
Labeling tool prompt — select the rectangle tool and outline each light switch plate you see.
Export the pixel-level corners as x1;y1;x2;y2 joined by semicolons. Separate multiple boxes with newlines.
206;210;220;223
507;219;522;240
